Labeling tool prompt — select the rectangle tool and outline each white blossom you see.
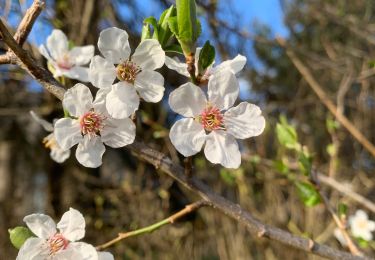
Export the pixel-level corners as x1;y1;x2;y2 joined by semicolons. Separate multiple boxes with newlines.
165;47;246;82
333;228;348;246
16;208;101;260
39;29;94;82
54;83;136;168
89;27;165;119
168;70;265;168
30;111;70;163
349;210;375;241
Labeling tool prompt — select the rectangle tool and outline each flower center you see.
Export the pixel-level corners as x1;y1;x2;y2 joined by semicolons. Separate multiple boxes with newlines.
199;105;224;131
56;53;73;70
80;110;105;137
48;233;69;255
116;60;141;84
357;219;368;229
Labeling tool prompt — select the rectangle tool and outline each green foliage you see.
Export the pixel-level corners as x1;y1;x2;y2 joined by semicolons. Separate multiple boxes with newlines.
141;16;159;41
198;41;215;75
158;6;176;46
273;160;289;176
9;226;35;249
298;150;312;176
220;169;236;186
276;115;299;150
326;143;336;156
164;44;183;54
326;118;340;133
337;203;348;219
294;181;321;207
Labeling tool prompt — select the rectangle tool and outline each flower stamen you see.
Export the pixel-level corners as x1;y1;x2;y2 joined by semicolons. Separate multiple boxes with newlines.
56;53;73;70
116;60;142;84
48;233;69;255
199;105;225;131
79;110;105;137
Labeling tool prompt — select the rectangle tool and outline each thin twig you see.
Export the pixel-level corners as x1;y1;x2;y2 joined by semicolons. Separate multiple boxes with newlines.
277;38;375;158
96;200;210;250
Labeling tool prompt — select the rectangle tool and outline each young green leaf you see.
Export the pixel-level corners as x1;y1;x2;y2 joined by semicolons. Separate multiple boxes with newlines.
167;16;179;38
198;40;215;75
164;44;184;54
298;150;312;176
276;122;298;150
158;6;176;46
9;226;35;249
176;0;199;54
141;23;151;41
143;16;159;40
338;203;348;219
294;181;321;207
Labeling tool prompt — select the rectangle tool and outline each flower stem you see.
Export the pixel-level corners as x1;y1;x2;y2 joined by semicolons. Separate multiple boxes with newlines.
95;200;210;251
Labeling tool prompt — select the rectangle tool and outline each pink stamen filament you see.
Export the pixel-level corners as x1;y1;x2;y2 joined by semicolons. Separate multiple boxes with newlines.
48;233;69;255
199;105;225;131
80;110;105;137
56;54;73;70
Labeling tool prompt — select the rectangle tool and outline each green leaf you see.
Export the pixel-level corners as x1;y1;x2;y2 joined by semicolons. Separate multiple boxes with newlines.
141;23;151;41
198;40;215;75
276;121;298;150
143;16;159;40
298;150;312;176
273;160;290;175
337;203;348;219
168;16;179;37
326;118;340;132
164;44;183;54
326;143;336;156
9;226;35;249
158;6;176;46
176;0;199;54
220;169;236;186
295;181;321;207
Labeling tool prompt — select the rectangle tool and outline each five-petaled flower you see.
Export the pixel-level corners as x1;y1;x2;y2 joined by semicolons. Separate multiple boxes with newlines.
89;27;166;119
168;71;265;168
54;83;136;168
30;111;70;163
16;208;113;260
39;30;94;82
165;47;246;83
349;210;375;241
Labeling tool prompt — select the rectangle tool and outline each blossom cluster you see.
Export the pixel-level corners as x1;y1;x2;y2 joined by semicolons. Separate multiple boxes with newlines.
17;208;112;260
35;28;265;169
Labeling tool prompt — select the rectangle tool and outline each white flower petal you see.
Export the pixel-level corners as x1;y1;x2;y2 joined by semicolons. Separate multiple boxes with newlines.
75;135;105;168
46;29;69;61
214;54;246;75
50;146;71;163
89;55;117;89
30;111;54;132
57;208;85;242
63;83;93;117
204;131;241;168
134;70;165;103
68;242;98;260
69;45;95;66
208;70;239;110
98;251;114;260
98;27;130;64
92;87;111;115
168;82;207;117
164;56;189;77
54;118;82;150
224;102;265;139
101;118;136;148
63;66;90;82
368;220;375;231
106;82;139;119
131;39;165;70
169;118;206;157
16;237;46;260
39;45;53;62
23;214;56;239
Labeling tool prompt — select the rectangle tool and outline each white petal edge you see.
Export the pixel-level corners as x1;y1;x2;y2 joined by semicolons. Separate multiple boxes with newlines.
132;39;165;70
224;102;266;139
208;70;239;111
214;54;247;75
98;27;130;64
101;118;136;148
16;237;46;260
30;111;54;132
68;242;99;260
204;131;241;169
168;82;207;117
23;214;56;239
54;118;82;150
50;145;71;163
106;82;140;119
98;251;115;260
46;29;69;61
89;56;116;89
169;118;206;157
57;208;86;242
75;135;105;168
69;45;95;66
63;83;93;117
164;56;189;77
134;70;165;103
63;66;90;82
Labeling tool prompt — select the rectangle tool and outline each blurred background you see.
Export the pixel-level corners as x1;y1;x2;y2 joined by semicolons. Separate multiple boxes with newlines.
0;0;374;259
